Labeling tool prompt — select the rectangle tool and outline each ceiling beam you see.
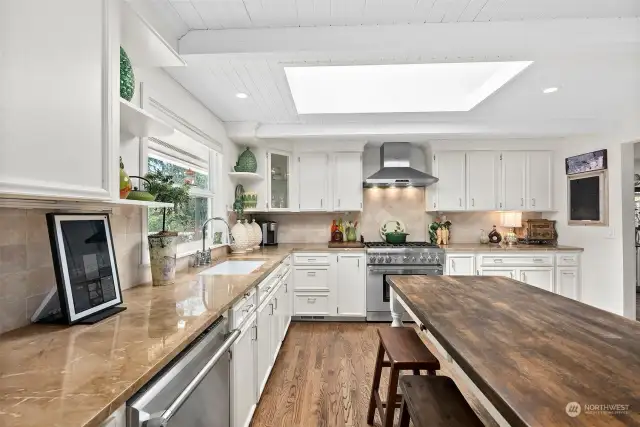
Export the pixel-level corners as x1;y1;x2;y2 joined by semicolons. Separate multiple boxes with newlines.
224;120;606;141
179;18;640;60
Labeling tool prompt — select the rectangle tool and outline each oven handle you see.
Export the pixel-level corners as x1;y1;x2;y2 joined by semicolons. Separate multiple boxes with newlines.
145;328;241;427
368;266;443;275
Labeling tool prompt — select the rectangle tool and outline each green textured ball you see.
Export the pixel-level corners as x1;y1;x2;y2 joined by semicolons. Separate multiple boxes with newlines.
120;47;135;101
235;148;258;173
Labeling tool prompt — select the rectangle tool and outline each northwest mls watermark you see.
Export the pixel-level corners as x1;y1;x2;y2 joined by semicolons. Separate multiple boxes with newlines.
566;402;632;417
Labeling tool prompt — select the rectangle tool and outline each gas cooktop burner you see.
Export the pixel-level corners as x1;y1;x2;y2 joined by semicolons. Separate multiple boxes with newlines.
365;242;439;248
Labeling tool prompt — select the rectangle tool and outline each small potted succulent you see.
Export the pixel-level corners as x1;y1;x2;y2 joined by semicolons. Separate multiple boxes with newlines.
145;170;190;286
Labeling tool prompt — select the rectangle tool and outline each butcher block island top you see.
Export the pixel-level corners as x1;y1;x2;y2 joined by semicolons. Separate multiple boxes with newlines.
0;244;361;427
388;275;640;427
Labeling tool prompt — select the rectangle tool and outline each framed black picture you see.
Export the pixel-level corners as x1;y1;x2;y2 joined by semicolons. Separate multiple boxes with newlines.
43;213;125;324
565;149;607;175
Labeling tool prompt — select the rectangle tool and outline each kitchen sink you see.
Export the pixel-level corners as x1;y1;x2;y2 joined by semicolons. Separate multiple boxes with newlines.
199;260;265;275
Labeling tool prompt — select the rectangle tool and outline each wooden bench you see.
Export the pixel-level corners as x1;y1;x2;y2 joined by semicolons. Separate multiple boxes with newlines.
367;327;440;427
398;376;484;427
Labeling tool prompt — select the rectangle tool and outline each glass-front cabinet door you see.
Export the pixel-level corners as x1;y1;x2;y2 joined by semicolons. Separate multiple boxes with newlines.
267;150;291;211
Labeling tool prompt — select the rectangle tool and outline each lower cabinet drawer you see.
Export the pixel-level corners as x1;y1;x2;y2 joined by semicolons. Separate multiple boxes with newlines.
231;289;256;328
294;253;331;265
293;267;329;291
556;253;579;266
479;254;553;267
294;293;330;315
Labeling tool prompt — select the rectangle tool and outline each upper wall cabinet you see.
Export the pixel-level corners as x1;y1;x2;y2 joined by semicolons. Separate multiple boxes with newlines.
267;150;292;211
0;0;118;201
501;151;527;210
427;150;553;212
298;154;329;211
466;151;500;211
333;153;363;211
428;152;466;211
525;151;553;211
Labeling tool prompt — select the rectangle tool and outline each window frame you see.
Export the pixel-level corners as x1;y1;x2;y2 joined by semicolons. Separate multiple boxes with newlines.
141;137;225;263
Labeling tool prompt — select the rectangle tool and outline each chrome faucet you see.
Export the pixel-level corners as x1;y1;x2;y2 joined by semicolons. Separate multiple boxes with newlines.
194;217;234;267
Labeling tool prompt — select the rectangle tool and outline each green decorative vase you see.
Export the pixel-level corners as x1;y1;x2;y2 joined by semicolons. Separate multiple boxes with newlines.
120;47;135;101
234;148;258;173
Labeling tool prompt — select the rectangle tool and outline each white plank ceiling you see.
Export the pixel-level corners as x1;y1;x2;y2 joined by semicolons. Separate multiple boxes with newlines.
156;0;639;32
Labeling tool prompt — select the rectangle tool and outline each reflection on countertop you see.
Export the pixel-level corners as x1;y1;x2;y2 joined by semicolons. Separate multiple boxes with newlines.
439;243;584;252
0;244;364;427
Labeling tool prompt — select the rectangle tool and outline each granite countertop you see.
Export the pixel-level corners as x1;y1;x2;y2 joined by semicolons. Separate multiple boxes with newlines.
0;244;363;427
388;275;640;427
439;243;584;252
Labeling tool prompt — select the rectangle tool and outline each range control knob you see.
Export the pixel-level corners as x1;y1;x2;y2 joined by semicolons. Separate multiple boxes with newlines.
369;256;376;264
419;254;426;263
411;256;416;262
434;255;440;264
385;256;392;263
403;256;410;263
375;256;383;263
427;254;433;263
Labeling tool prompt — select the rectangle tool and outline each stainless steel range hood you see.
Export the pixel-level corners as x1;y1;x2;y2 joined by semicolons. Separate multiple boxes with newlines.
364;142;439;188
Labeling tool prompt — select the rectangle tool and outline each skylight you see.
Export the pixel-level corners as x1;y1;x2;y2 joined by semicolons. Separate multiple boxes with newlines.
284;61;533;114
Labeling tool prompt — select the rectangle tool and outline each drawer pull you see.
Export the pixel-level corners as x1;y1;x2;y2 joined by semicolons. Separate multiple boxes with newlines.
242;304;255;313
562;272;576;277
562;257;573;261
494;259;503;263
307;298;316;303
307;271;317;276
533;258;544;263
307;259;316;262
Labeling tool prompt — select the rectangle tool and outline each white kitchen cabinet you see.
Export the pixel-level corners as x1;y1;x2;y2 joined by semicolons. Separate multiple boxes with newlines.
282;269;293;334
526;151;553;211
99;405;125;427
336;254;366;317
255;298;273;397
446;254;475;276
267;150;292;211
1;0;117;201
556;267;580;300
293;266;331;291
232;313;257;427
478;268;517;279
501;152;527;210
519;267;554;292
466;152;499;211
271;284;285;358
429;152;466;211
333;153;363;211
298;153;329;211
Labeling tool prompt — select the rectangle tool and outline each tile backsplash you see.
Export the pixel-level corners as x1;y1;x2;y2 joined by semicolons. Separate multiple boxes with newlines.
0;206;149;334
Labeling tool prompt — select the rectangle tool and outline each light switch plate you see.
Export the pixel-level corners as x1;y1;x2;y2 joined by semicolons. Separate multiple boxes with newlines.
605;227;616;239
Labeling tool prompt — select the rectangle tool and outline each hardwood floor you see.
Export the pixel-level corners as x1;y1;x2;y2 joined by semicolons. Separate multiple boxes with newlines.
250;322;497;427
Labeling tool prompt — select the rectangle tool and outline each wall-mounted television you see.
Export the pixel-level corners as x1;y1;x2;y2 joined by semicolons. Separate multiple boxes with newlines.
567;170;608;226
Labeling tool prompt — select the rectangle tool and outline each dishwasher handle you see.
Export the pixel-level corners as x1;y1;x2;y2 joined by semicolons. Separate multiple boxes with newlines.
145;328;241;427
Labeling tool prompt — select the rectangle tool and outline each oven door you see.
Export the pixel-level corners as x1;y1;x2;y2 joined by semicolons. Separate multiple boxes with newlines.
366;265;443;313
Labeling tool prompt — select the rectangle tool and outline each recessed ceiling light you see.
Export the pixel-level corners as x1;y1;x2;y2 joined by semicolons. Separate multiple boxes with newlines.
543;87;558;94
236;92;249;99
284;61;533;114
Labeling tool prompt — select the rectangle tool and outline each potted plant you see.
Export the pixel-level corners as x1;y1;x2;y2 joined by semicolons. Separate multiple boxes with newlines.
145;170;190;286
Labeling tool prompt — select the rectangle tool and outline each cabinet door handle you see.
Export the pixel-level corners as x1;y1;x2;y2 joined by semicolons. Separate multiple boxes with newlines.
284;283;288;293
499;202;502;208
451;259;456;272
521;272;526;281
320;198;323;208
252;324;257;341
338;199;340;207
269;303;274;315
521;198;524;207
532;198;536;207
562;257;573;262
273;297;278;310
307;258;316;262
433;202;436;208
476;270;480;275
471;198;475;207
459;198;462;207
509;272;514;279
357;258;360;268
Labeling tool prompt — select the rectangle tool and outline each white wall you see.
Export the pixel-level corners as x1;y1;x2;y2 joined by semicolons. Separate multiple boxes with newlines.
549;133;637;318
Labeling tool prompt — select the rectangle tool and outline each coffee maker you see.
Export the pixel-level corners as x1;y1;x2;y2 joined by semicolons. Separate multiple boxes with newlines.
260;221;278;246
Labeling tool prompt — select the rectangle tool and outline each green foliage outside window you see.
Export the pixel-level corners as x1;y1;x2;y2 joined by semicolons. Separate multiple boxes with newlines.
146;156;210;240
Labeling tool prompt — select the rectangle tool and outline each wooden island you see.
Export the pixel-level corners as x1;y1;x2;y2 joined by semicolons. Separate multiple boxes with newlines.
387;275;640;427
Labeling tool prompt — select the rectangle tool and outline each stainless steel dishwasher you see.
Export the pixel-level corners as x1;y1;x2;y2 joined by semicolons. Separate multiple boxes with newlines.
127;316;240;427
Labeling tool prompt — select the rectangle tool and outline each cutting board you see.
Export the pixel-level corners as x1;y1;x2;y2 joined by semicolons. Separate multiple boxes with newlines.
327;241;365;248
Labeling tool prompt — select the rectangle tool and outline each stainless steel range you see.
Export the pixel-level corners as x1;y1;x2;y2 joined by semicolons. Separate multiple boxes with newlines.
366;242;444;322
